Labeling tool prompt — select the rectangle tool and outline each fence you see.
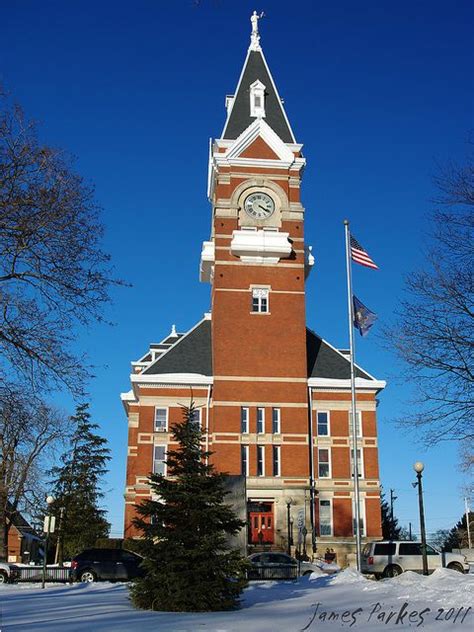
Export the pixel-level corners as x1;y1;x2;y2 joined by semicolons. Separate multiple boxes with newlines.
247;564;298;580
15;566;70;583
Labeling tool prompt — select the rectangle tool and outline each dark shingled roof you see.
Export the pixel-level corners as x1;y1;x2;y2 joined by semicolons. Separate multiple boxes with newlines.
142;321;374;382
143;320;212;376
306;329;372;380
222;50;294;143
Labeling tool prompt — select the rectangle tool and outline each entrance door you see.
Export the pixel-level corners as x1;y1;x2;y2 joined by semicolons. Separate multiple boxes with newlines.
249;503;274;544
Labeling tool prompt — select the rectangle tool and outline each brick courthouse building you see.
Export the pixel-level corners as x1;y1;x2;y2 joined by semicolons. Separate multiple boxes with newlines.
121;14;385;562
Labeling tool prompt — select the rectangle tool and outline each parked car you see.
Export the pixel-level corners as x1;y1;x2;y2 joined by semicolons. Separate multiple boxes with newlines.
361;541;470;578
247;552;330;580
69;548;145;583
0;562;19;583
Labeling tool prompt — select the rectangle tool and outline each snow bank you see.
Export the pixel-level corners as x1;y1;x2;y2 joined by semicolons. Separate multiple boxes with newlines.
0;570;472;631
330;567;368;584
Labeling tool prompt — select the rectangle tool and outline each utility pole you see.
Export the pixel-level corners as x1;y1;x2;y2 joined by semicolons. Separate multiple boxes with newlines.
390;489;398;522
465;497;472;550
408;522;412;540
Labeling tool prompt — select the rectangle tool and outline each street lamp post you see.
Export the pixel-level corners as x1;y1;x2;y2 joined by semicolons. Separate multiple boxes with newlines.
41;495;55;589
286;498;293;555
413;462;428;576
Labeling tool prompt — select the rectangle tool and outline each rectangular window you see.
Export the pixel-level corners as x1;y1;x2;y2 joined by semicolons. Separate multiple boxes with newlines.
154;407;168;432
349;411;362;437
272;446;280;476
257;446;265;476
317;411;329;436
241;407;249;434
319;499;332;536
190;408;201;426
153;445;166;475
318;448;330;478
251;288;269;313
350;448;364;478
241;445;249;476
272;408;281;434
257;407;265;434
352;499;365;537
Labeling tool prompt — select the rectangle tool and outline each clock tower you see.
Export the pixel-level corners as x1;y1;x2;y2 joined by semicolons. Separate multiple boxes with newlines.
201;12;313;523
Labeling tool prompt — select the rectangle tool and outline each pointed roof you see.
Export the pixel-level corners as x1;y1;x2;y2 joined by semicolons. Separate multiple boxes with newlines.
142;319;212;376
221;17;295;143
306;329;372;380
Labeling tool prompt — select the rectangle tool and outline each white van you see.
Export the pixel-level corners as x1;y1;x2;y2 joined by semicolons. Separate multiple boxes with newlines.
361;541;469;578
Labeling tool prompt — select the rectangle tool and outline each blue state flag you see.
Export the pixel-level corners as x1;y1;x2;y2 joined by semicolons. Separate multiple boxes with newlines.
353;295;377;337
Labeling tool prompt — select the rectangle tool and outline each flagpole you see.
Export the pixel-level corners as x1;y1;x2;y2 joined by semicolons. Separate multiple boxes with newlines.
344;219;362;571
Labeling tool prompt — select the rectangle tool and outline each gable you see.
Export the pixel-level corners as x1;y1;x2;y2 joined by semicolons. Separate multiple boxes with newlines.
239;136;280;160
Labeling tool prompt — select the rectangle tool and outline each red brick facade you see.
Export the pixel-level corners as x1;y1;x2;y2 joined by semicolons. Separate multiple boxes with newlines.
121;29;384;563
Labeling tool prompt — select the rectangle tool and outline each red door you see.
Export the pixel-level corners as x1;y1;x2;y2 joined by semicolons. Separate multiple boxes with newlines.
249;506;274;544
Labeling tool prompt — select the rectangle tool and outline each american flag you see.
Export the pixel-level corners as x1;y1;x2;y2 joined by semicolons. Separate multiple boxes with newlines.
350;235;378;270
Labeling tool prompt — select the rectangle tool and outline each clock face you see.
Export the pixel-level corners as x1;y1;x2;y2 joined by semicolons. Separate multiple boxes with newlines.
244;192;275;220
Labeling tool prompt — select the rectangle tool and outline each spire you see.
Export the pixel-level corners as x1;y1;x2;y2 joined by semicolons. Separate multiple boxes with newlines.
221;12;296;143
249;10;264;52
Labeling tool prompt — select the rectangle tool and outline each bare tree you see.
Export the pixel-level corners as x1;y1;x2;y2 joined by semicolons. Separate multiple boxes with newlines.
0;387;67;561
0;94;124;394
389;151;473;468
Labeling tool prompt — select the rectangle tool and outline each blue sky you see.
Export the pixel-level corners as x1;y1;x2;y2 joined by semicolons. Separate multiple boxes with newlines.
1;0;472;539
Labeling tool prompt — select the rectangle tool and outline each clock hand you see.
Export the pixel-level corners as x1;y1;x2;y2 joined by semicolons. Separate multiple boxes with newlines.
258;204;268;212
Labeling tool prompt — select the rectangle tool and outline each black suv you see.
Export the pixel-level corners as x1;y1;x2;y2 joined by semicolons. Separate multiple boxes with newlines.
70;548;145;583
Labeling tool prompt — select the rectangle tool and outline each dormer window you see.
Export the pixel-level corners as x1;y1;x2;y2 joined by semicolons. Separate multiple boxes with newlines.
250;80;266;118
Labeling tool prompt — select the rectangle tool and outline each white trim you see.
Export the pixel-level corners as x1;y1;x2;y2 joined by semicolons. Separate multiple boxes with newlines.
272;407;281;434
241;407;249;434
132;373;213;387
272;445;281;477
225;118;295;164
319;498;333;537
154;406;168;432
257;407;265;434
352;497;366;537
316;410;330;437
241;444;249;476
153;444;167;476
317;447;331;479
257;445;265;476
308;377;386;391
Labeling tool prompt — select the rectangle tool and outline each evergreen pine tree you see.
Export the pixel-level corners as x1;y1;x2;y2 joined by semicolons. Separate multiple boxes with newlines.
380;493;402;540
443;512;473;551
50;403;110;561
130;402;248;612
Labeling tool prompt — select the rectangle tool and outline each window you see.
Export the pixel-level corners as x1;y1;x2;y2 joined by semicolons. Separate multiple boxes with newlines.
252;288;269;313
349;411;362;437
153;445;166;475
318;448;330;478
272;446;280;476
249;79;266;118
241;445;249;476
352;500;365;536
154;407;168;432
317;411;329;436
272;408;281;434
319;499;332;535
190;408;201;426
241;407;249;434
399;543;422;556
374;543;396;556
350;448;364;478
257;446;265;476
257;407;265;434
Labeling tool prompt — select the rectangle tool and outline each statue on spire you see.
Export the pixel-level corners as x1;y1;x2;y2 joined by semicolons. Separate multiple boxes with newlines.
249;10;264;52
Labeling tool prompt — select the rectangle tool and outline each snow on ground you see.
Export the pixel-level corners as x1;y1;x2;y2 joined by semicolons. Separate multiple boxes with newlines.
0;569;472;631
